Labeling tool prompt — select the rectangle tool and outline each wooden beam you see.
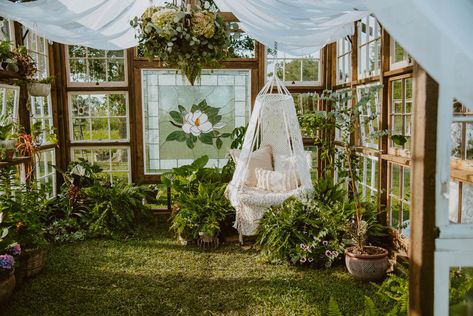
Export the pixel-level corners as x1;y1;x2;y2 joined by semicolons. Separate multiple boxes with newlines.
409;64;439;316
218;12;239;23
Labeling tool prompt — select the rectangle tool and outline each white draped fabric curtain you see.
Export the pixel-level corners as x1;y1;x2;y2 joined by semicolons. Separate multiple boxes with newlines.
215;0;369;56
2;0;472;105
0;0;151;50
214;0;473;107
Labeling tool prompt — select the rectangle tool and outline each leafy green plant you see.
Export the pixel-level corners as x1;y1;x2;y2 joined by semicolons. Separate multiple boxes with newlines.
163;155;234;240
372;272;409;315
130;3;229;84
0;183;50;250
0;113;16;141
256;181;353;267
170;182;231;239
83;182;151;237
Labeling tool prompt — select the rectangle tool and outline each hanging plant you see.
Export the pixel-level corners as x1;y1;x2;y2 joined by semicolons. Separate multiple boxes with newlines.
131;3;230;85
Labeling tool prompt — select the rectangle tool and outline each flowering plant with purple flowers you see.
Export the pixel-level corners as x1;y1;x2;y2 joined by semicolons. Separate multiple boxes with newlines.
256;194;352;267
0;254;14;275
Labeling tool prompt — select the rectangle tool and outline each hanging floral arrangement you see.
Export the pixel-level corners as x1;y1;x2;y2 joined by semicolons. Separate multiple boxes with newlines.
131;3;229;85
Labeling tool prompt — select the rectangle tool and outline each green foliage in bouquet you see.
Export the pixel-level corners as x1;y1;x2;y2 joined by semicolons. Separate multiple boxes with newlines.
131;3;230;85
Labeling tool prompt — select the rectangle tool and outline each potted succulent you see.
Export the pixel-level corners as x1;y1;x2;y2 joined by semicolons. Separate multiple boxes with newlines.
27;76;54;97
0;114;17;161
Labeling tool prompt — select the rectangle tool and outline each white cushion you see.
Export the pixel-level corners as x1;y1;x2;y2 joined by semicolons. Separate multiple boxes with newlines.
230;145;273;187
255;168;288;192
273;154;299;190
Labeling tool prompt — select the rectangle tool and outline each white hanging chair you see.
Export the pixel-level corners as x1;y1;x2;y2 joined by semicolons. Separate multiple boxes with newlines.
226;75;313;239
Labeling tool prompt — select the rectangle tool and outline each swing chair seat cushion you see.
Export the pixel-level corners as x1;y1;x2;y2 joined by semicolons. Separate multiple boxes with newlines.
238;185;306;208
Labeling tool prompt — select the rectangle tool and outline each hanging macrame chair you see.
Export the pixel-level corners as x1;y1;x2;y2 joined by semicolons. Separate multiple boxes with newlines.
226;75;313;240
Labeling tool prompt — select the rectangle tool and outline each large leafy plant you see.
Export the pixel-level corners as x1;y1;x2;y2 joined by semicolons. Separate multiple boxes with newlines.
170;182;231;239
163;155;234;240
257;181;353;267
166;100;231;149
131;3;229;85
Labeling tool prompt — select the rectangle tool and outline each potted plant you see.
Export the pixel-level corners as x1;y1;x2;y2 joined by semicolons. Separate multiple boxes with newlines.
131;3;229;85
12;45;36;79
27;76;54;97
1;183;50;280
0;40;17;73
318;88;390;281
164;155;233;249
0;114;17;161
0;212;21;304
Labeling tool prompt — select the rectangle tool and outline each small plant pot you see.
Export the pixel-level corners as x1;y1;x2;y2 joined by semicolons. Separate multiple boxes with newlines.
197;232;220;250
0;139;16;161
0;269;16;304
27;82;51;97
345;246;389;281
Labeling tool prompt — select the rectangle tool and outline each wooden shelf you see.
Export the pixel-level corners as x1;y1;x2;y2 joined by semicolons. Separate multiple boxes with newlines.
0;70;22;80
0;156;31;168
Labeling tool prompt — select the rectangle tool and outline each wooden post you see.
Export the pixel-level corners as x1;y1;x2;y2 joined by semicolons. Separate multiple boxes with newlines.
409;64;439;316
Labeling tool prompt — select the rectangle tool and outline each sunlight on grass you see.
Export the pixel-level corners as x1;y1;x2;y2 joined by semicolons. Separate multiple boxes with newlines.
3;229;381;316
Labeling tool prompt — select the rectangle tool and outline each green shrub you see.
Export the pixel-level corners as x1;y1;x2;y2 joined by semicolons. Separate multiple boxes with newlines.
256;193;353;267
83;182;151;237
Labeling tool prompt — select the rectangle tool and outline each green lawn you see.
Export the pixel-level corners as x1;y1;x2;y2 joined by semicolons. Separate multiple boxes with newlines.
2;228;382;316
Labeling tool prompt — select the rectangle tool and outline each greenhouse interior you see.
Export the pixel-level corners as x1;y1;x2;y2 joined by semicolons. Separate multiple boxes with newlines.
0;0;472;315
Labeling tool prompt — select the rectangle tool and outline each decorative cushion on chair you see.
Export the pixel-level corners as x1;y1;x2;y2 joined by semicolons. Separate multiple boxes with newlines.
255;168;288;192
230;145;273;187
273;154;300;190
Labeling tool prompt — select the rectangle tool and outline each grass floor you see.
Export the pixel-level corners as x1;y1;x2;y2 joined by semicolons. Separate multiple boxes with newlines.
2;228;384;316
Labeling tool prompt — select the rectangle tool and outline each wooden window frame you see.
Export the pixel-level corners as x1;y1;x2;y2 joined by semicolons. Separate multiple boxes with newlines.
387;74;413;157
336;37;352;84
389;38;412;70
65;46;128;88
357;15;381;79
67;91;130;145
70;145;132;184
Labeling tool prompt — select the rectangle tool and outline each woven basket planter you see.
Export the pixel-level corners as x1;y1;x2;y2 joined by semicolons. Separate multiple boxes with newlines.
0;269;16;305
27;82;51;97
19;248;48;279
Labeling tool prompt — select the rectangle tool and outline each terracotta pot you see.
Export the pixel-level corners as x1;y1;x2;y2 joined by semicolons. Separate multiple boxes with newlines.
345;246;389;281
27;82;51;97
0;269;16;304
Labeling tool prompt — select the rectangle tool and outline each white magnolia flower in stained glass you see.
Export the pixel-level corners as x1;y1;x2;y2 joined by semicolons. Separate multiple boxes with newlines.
182;110;214;136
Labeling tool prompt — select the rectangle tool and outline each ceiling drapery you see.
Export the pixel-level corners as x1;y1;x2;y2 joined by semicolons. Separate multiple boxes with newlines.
0;0;151;50
215;0;473;107
214;0;369;56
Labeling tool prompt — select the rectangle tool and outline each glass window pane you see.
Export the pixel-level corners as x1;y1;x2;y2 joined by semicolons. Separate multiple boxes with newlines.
70;93;128;142
451;123;462;159
391;163;401;197
284;59;301;82
461;183;473;224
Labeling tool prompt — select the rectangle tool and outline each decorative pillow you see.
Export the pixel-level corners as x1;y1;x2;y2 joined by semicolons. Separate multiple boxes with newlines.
230;145;273;187
255;168;287;192
273;154;300;190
